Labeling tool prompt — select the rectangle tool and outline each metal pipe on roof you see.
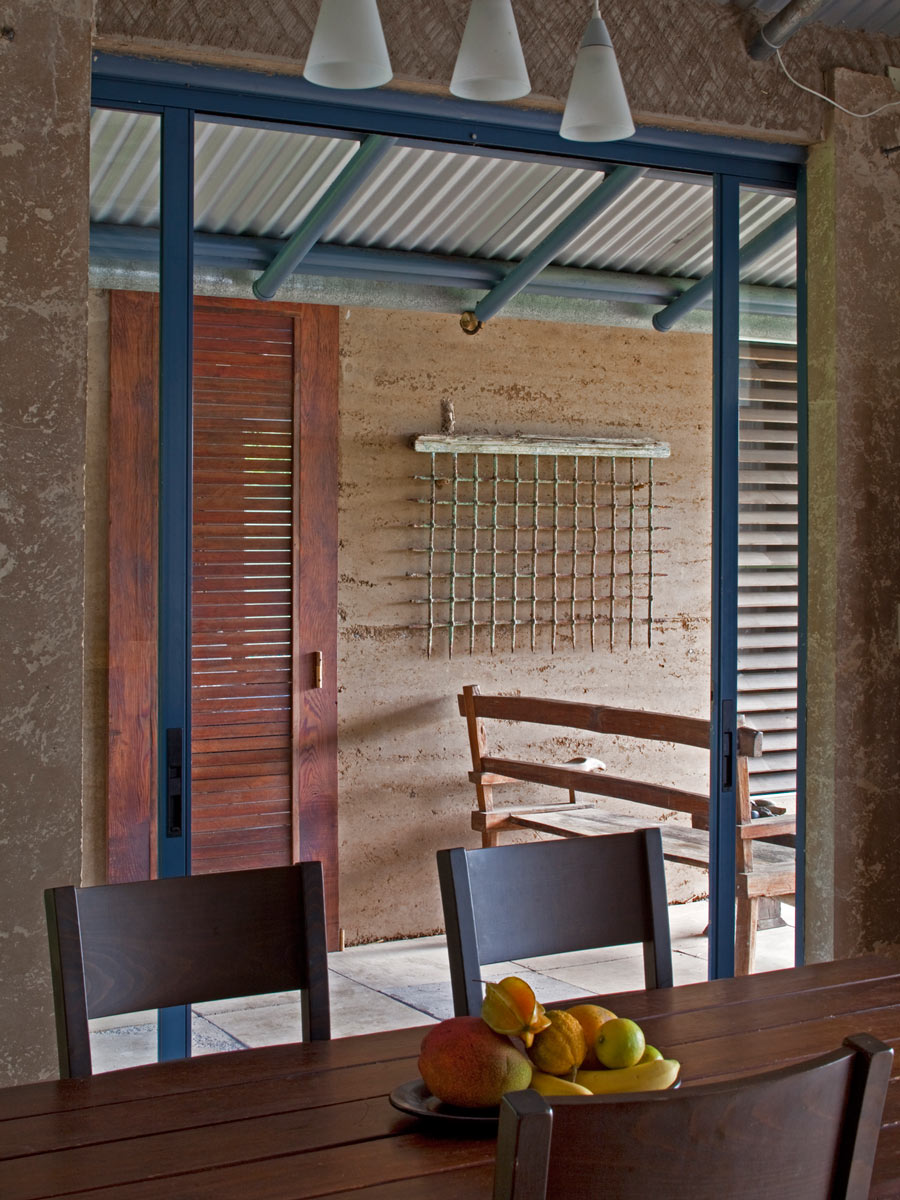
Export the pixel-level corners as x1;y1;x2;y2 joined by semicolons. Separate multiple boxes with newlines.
460;163;646;332
90;223;797;317
252;133;397;301
747;0;832;61
651;208;797;332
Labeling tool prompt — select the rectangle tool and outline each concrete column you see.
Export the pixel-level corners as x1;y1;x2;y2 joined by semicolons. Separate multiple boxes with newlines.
806;68;900;962
0;0;93;1083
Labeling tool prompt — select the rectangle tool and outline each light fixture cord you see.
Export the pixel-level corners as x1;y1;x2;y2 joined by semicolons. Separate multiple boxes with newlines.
761;28;900;120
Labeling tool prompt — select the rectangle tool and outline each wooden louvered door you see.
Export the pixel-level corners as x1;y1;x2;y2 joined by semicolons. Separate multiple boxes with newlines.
107;293;339;946
737;341;799;809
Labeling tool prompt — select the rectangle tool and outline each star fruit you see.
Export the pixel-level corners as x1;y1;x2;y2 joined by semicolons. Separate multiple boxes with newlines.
481;976;551;1047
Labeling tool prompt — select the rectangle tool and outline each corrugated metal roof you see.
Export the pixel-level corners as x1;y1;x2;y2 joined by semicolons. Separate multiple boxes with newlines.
89;109;797;293
721;0;900;38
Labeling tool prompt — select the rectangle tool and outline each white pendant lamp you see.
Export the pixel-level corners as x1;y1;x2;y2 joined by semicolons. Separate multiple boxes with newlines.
450;0;531;102
560;3;634;142
303;0;393;90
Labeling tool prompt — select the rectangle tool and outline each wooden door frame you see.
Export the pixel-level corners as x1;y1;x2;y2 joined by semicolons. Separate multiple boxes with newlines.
107;291;340;947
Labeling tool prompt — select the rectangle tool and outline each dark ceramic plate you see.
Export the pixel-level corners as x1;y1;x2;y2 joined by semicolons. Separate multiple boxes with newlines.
389;1079;499;1125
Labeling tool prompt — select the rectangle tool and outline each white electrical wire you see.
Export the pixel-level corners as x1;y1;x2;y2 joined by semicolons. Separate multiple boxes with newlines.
762;28;900;119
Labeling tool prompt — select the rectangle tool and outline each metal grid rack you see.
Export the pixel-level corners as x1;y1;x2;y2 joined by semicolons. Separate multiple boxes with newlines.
410;432;670;658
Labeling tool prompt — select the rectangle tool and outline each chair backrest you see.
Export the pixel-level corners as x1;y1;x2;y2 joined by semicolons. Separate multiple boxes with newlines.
494;1033;893;1200
437;829;672;1017
44;862;330;1078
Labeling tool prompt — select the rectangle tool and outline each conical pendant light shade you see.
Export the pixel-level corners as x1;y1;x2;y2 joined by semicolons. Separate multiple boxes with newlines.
303;0;392;90
560;4;634;142
450;0;531;102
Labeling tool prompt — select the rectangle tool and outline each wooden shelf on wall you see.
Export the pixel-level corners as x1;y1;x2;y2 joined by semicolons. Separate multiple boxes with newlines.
413;433;670;459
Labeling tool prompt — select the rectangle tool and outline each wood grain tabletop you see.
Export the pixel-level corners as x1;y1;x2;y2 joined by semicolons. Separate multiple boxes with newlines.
2;955;900;1199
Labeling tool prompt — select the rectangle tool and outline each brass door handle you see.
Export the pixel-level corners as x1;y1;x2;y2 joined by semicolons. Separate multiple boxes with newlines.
314;650;323;689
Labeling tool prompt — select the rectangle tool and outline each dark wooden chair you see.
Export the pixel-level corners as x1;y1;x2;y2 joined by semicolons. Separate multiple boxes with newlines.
494;1032;893;1200
437;829;672;1017
44;862;331;1078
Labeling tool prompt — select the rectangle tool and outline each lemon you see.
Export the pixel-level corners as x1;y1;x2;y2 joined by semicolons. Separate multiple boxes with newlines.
638;1044;663;1064
594;1017;645;1069
529;1009;587;1076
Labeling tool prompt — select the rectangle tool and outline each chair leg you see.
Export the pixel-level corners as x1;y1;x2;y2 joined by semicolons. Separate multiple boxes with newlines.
735;895;758;976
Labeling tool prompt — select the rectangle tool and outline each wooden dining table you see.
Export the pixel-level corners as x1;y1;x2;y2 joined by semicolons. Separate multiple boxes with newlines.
3;954;900;1199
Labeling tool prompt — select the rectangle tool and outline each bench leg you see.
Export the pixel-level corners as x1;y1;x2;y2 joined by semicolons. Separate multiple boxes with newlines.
735;896;758;976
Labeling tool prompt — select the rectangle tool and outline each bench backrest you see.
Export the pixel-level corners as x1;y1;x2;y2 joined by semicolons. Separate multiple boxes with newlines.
458;685;763;829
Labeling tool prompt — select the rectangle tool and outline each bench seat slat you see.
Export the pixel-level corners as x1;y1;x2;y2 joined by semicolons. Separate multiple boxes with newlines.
508;808;795;880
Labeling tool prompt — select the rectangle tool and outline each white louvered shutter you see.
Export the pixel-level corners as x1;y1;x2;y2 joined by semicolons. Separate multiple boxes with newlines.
737;342;798;806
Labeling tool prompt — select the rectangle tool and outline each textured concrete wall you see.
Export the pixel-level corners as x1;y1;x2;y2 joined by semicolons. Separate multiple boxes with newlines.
0;0;93;1084
337;309;712;941
93;0;900;145
806;69;900;962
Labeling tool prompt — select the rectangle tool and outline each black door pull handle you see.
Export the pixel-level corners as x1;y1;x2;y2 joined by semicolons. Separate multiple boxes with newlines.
166;727;183;837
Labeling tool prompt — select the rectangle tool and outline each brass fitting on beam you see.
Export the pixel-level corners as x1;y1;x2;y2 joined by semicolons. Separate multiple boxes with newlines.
459;311;483;336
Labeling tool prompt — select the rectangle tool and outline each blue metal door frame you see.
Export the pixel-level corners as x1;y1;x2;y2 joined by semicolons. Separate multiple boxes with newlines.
91;56;805;1020
156;104;194;1060
710;174;741;980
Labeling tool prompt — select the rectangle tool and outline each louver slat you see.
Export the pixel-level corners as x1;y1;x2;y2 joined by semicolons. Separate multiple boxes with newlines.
191;307;296;874
737;342;799;804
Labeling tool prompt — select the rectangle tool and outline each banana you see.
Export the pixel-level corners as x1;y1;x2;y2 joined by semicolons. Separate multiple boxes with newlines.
529;1071;593;1096
575;1057;681;1094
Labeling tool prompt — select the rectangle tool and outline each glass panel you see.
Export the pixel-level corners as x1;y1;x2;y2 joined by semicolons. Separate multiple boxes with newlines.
89;97;768;1051
737;188;799;972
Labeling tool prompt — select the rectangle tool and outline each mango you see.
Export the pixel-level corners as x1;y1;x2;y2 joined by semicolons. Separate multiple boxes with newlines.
418;1017;533;1108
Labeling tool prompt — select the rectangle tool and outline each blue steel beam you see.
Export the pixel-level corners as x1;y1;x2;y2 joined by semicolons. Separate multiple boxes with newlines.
652;207;797;332
90;224;799;316
465;163;646;329
252;133;396;300
92;54;805;185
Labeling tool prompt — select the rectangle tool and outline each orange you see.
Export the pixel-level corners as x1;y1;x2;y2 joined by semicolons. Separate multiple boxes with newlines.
566;1003;617;1069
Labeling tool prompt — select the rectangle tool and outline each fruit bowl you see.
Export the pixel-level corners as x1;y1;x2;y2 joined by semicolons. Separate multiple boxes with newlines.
389;1078;499;1126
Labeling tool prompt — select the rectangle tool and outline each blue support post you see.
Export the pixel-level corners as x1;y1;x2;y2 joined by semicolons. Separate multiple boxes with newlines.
253;133;396;300
708;173;741;981
464;164;646;329
652;207;797;332
157;103;194;1061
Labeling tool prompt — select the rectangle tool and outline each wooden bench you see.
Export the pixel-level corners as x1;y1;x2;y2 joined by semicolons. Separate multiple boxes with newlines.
458;685;796;975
